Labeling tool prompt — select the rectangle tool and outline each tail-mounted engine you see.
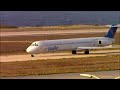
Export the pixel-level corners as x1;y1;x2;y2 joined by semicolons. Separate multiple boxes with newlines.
95;39;113;46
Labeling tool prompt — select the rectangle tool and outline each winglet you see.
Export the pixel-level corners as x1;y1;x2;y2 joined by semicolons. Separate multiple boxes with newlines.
104;25;118;38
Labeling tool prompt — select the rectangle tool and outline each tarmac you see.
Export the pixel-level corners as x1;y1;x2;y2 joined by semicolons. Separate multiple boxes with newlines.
1;29;120;37
1;70;120;79
1;50;120;62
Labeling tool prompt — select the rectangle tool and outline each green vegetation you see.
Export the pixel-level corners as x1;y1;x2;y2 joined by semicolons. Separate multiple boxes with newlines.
0;25;18;29
23;24;108;30
0;24;108;31
0;55;120;77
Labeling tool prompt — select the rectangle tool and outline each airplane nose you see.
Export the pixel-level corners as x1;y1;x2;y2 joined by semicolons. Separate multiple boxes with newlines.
26;47;32;53
26;46;38;54
26;47;35;53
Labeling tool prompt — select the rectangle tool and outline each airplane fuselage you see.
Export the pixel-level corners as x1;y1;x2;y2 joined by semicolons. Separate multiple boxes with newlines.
26;37;114;54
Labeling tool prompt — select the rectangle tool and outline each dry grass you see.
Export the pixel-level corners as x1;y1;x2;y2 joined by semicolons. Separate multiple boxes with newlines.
0;24;107;32
0;55;120;77
29;24;107;30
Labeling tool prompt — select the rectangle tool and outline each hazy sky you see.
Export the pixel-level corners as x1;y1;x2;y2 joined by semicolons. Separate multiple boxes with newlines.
0;11;120;26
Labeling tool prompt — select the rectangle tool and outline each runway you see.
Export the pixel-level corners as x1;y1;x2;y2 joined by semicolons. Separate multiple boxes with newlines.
1;70;120;79
1;29;120;37
0;29;105;37
1;50;120;62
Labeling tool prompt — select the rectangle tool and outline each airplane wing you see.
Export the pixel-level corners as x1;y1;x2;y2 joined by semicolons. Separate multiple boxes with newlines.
77;45;120;50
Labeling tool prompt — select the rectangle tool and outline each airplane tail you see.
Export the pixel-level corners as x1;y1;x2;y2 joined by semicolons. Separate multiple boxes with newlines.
104;25;118;38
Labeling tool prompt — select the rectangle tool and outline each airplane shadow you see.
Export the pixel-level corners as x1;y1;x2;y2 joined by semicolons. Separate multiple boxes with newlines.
76;51;119;55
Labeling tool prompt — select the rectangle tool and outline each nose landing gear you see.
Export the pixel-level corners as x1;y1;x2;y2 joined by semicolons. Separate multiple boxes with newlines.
31;55;34;57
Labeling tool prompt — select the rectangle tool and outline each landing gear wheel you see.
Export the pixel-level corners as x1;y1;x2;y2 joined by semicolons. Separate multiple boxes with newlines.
72;50;77;54
31;55;34;57
84;49;89;54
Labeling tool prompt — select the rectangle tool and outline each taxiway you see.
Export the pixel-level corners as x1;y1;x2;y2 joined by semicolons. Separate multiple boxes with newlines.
0;50;120;62
1;70;120;79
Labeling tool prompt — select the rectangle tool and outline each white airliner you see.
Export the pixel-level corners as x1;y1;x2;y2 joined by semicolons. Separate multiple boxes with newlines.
26;25;118;57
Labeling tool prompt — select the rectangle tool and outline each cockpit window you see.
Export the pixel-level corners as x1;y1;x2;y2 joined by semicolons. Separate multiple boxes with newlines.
31;43;38;46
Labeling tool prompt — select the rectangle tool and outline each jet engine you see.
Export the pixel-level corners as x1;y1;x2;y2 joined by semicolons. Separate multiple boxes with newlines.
96;39;113;46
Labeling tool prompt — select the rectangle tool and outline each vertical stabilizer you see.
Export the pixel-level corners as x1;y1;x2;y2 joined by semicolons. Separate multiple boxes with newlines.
104;25;118;38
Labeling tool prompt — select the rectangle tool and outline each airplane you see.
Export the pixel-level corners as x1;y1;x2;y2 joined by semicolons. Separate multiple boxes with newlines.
26;25;118;57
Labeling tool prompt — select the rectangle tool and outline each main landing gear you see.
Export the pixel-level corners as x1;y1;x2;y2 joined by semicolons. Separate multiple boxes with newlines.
72;49;89;54
72;50;77;54
84;49;89;54
31;55;34;57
